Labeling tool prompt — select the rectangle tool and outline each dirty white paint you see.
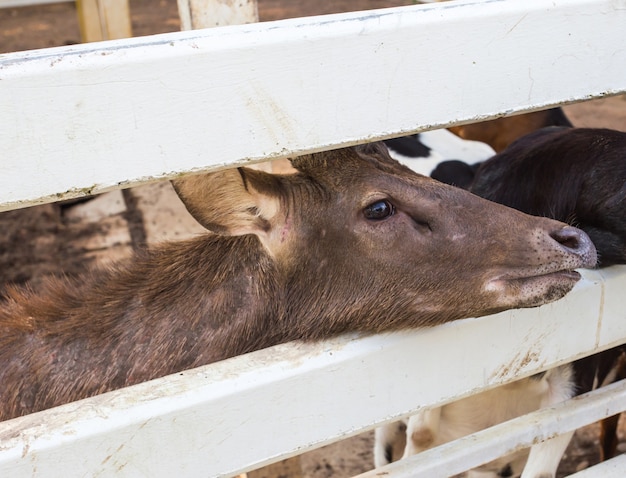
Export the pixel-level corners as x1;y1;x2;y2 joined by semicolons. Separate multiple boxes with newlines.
1;0;625;211
177;0;258;30
0;268;625;477
569;454;626;477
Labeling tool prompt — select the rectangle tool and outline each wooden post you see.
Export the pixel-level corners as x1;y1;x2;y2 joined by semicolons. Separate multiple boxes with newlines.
177;0;258;30
76;0;132;42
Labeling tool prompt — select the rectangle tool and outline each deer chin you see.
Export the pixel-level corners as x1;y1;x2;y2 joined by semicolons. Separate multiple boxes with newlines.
485;269;582;309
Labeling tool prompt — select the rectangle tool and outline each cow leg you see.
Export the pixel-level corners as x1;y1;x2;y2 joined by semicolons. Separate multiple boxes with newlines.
374;420;407;467
520;365;576;478
403;407;443;457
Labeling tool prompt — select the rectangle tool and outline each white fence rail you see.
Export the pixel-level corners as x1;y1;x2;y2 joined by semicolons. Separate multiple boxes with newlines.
0;0;66;7
1;0;625;211
0;0;625;476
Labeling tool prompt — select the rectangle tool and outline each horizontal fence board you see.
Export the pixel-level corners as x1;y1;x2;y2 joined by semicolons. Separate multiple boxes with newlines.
0;267;625;477
1;0;625;211
569;454;626;477
0;0;67;7
357;379;626;478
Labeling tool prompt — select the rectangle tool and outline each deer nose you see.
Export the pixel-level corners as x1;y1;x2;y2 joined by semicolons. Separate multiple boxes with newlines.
551;226;597;268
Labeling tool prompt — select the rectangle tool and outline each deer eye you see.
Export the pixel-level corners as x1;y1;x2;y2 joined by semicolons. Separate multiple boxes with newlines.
364;200;395;220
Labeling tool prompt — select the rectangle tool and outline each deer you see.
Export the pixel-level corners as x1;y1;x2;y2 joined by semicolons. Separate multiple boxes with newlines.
0;142;596;423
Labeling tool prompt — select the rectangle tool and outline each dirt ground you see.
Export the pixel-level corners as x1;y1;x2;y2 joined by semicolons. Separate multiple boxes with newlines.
1;1;625;477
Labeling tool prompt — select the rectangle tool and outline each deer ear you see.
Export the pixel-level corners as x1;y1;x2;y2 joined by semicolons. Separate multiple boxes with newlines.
171;167;281;238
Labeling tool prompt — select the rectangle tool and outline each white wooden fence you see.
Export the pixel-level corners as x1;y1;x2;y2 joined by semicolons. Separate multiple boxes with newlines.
1;0;626;476
0;0;63;7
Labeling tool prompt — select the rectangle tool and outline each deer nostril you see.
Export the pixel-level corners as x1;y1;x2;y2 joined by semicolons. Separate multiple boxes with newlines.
551;226;598;267
553;226;582;250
